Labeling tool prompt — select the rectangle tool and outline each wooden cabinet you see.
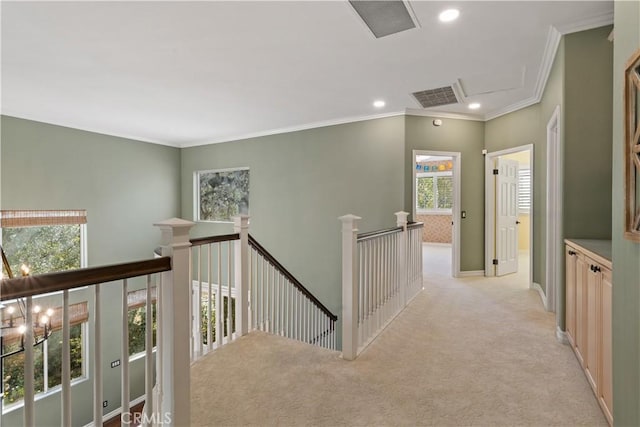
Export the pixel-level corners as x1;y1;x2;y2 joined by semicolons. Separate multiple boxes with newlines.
565;240;612;426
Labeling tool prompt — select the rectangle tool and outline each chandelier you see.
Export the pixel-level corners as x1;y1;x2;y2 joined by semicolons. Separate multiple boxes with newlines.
0;245;53;360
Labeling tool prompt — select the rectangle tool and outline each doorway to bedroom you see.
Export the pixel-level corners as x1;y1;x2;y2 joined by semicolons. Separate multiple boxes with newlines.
412;150;461;278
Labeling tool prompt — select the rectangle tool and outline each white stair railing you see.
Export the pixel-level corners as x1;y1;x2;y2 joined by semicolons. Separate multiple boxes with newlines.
189;215;337;360
340;212;424;360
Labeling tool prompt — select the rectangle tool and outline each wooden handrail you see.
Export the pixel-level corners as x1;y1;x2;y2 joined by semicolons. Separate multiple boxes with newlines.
0;257;171;302
248;234;338;322
407;221;424;230
357;226;403;241
190;233;240;247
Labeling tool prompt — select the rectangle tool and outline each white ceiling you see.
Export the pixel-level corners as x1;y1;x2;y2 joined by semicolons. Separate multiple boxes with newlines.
1;1;613;147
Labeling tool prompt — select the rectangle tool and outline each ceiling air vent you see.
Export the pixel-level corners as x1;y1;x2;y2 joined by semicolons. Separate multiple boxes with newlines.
349;1;417;38
412;86;459;108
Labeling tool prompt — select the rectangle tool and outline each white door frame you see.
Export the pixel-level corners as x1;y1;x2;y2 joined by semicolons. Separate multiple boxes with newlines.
484;144;534;288
412;150;461;277
546;105;562;316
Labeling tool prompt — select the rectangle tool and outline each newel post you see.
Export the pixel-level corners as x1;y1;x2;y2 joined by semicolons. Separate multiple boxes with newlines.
339;214;361;361
234;215;250;336
395;211;409;306
154;218;195;427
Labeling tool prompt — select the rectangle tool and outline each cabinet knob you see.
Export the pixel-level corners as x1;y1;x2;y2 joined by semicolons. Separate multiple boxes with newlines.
568;250;576;256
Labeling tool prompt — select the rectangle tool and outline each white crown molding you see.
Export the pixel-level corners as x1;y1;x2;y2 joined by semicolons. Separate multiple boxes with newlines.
181;110;406;148
483;96;540;121
555;10;614;35
483;10;613;122
404;108;483;122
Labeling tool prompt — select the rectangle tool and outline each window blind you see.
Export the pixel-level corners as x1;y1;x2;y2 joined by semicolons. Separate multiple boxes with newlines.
0;210;87;228
518;168;531;212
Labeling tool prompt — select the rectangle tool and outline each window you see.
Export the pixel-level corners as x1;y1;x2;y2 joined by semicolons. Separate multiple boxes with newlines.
0;210;88;409
518;168;531;213
195;168;249;222
128;287;157;357
416;172;453;213
2;305;87;407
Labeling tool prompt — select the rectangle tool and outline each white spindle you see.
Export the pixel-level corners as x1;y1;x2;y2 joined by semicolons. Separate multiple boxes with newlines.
198;246;203;356
217;243;222;348
93;283;103;426
61;289;71;426
121;279;130;422
233;215;249;336
145;275;153;423
24;297;34;427
207;244;213;351
227;241;233;341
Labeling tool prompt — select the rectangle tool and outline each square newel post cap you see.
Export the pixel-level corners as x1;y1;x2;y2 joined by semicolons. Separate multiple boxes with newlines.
154;217;196;247
339;214;362;232
232;214;250;231
394;211;409;227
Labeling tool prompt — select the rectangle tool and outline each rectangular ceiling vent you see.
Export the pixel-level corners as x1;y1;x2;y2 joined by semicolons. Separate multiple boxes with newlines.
349;1;417;38
412;86;459;108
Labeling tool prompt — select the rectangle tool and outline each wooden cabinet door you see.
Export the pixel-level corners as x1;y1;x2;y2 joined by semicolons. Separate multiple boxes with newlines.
574;253;588;366
599;267;613;425
565;246;577;347
584;259;600;392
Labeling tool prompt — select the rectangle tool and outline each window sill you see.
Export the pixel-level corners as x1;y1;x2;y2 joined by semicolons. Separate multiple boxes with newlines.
2;376;88;415
416;211;453;216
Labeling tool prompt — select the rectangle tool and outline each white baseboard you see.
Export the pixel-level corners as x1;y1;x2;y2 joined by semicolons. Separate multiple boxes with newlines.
531;282;548;309
457;270;485;277
556;327;569;345
82;394;146;427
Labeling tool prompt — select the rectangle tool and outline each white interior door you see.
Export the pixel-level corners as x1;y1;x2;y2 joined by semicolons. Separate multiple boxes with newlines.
495;157;519;276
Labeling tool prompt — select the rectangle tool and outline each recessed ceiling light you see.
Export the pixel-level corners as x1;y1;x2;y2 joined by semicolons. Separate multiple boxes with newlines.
439;9;460;23
373;100;386;108
468;102;481;110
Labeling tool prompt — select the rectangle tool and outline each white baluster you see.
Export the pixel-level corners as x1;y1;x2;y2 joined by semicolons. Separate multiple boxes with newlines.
233;215;250;336
122;279;130;422
207;244;213;352
145;275;154;424
61;289;71;426
217;243;222;348
93;284;103;426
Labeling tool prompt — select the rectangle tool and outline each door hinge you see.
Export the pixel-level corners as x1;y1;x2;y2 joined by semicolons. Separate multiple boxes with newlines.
492;259;499;265
493;169;499;175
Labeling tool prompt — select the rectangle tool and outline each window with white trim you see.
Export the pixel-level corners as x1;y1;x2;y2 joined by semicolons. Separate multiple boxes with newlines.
416;172;453;213
128;287;157;358
0;210;88;409
518;168;531;213
195;168;249;222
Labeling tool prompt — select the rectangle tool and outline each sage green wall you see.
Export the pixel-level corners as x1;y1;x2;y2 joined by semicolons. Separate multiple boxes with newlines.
485;26;613;325
612;1;640;424
484;104;545;285
564;26;613;240
404;115;486;271
181;116;406;339
0;116;181;426
485;37;566;293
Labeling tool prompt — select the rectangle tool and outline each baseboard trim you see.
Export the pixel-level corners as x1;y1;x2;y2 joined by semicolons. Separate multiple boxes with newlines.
556;327;570;345
531;282;548;309
457;270;485;277
82;394;146;427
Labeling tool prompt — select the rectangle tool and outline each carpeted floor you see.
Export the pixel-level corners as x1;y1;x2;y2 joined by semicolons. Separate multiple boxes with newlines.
191;245;606;426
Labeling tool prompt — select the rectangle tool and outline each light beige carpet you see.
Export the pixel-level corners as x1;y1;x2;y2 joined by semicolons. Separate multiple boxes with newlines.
191;248;606;426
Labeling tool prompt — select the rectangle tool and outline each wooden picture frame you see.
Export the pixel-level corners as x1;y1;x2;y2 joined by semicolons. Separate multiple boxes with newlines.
624;48;640;242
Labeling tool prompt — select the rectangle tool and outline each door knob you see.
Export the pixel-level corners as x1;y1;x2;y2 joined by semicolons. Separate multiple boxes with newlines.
516;220;521;224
